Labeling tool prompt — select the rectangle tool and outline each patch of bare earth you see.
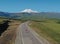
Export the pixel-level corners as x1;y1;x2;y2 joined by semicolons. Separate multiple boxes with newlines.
0;20;21;44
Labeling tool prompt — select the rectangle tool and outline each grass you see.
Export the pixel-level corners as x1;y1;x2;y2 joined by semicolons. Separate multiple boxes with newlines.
0;20;21;44
29;19;60;44
0;18;6;24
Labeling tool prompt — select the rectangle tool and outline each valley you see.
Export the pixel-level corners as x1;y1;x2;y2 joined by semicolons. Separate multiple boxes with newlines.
0;10;60;44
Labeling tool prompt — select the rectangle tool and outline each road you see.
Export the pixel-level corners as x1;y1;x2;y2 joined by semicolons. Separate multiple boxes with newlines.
15;22;50;44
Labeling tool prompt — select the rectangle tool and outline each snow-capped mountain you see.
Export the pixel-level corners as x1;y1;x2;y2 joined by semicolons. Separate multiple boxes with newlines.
0;9;60;19
21;9;38;13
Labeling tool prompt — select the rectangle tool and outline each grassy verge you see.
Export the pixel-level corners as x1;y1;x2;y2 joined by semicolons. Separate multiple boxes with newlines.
0;20;21;44
29;19;60;44
0;18;7;24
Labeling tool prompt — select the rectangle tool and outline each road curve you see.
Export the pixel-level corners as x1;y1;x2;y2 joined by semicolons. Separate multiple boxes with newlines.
15;22;51;44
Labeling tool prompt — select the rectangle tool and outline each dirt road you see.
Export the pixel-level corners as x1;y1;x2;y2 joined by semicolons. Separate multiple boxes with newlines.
15;22;50;44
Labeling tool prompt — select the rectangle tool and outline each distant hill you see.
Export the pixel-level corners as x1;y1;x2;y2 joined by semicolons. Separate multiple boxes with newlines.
0;11;60;20
0;12;10;18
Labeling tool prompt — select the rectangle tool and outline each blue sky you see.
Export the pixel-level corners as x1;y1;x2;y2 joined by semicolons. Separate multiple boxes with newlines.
0;0;60;12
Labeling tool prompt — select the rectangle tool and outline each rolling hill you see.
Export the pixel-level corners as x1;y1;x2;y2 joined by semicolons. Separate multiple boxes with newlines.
0;10;60;20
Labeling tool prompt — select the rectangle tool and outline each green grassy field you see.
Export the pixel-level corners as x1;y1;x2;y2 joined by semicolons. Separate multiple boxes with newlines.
0;19;5;24
30;19;60;44
0;18;8;24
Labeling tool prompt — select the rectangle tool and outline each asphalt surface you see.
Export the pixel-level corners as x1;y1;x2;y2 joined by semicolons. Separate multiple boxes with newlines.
15;22;50;44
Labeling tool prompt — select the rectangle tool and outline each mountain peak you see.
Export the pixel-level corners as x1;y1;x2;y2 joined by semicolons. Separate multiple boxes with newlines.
21;9;38;13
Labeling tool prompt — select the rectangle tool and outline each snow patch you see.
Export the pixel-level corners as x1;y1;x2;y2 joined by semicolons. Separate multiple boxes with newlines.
21;9;38;13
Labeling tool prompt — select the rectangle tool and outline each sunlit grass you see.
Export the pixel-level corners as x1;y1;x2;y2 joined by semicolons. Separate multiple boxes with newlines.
30;19;60;44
